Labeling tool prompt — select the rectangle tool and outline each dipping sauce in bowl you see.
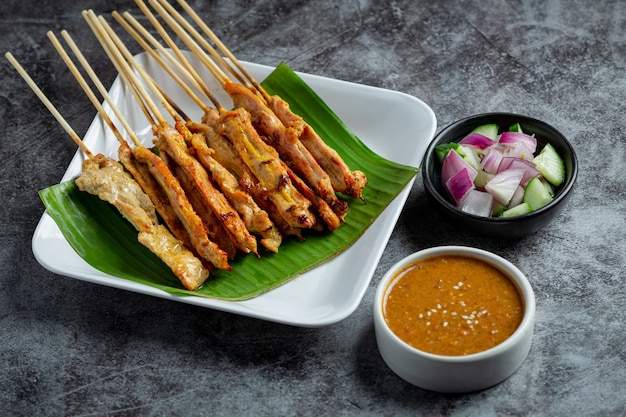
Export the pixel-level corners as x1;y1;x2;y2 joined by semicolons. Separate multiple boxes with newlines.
374;246;535;393
383;255;523;356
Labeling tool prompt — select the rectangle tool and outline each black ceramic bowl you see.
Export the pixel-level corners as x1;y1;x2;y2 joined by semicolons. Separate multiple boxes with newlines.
421;113;578;238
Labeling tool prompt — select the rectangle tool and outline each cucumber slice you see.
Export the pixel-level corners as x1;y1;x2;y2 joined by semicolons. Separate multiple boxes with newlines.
508;122;523;133
523;177;554;210
533;143;565;186
435;143;459;164
501;202;533;217
471;123;499;141
474;169;494;189
491;203;506;217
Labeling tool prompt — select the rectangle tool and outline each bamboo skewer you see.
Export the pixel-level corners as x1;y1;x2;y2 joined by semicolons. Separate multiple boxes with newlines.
153;0;249;88
82;10;158;129
4;52;95;159
112;11;211;117
143;0;232;98
148;0;229;84
102;14;211;132
95;13;178;126
86;9;184;133
48;30;141;150
133;0;226;114
173;0;270;102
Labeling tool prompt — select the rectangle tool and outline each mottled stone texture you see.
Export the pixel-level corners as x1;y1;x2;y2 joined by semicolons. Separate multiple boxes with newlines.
1;0;625;416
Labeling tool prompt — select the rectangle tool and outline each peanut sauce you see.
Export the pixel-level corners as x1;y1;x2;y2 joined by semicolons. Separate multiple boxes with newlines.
383;255;523;356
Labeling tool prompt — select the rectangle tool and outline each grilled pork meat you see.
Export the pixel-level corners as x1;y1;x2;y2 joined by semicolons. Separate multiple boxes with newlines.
75;153;210;290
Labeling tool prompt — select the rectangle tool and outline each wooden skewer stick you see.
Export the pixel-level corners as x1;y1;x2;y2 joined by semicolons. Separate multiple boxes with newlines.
144;0;232;97
96;13;182;126
84;10;169;130
133;0;226;114
148;0;229;85
47;31;128;147
119;11;220;117
175;0;271;103
4;52;94;159
83;10;158;128
153;0;250;88
49;30;143;149
112;10;209;118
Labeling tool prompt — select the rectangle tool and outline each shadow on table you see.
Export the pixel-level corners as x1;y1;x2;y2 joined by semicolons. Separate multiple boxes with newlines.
353;321;497;412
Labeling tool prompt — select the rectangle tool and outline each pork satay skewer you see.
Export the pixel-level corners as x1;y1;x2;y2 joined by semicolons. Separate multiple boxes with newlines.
171;0;367;200
49;30;217;280
131;4;316;232
83;9;233;269
6;50;211;290
85;10;240;261
90;11;258;256
52;29;210;267
146;1;345;226
149;0;348;217
110;12;282;252
97;12;258;256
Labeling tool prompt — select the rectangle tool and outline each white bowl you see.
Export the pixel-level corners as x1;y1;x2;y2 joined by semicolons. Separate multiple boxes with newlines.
374;246;535;393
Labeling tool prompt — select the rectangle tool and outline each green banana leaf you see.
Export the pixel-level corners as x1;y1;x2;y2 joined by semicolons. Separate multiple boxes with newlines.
39;63;418;300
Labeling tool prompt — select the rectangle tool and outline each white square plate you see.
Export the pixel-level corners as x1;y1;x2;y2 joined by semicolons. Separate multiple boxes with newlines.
32;58;436;327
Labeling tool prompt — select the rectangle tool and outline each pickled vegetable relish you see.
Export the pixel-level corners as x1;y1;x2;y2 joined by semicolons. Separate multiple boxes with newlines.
383;255;523;356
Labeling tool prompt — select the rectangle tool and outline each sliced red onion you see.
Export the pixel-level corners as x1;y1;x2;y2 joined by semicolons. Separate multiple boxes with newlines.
445;167;475;204
480;145;504;174
441;149;478;185
484;168;525;206
502;141;535;160
459;133;495;150
498;131;537;153
508;185;525;208
459;189;494;217
458;145;482;170
499;157;541;186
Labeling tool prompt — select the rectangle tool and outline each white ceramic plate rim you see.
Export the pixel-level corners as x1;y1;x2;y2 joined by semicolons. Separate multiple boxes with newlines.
31;57;436;327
